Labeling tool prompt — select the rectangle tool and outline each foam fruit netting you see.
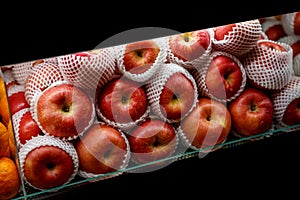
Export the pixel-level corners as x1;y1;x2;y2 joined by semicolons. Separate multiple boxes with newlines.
1;11;300;198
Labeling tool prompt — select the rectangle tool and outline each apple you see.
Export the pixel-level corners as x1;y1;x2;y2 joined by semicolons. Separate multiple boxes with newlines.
179;97;231;151
19;135;78;190
115;38;168;82
281;11;300;36
35;83;95;140
271;76;300;131
228;87;274;138
12;108;43;147
58;48;116;93
214;23;236;41
24;62;65;108
11;58;56;85
168;29;212;68
126;119;178;169
146;63;197;123
212;19;262;56
282;97;300;126
203;52;246;101
75;122;130;178
7;84;30;116
278;35;300;76
121;39;160;75
261;18;287;41
95;76;149;130
243;39;293;90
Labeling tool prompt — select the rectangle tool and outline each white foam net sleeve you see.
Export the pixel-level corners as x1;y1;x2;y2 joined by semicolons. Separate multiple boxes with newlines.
114;37;168;83
7;84;25;98
24;62;65;108
18;135;79;191
145;63;198;124
281;12;297;36
271;75;300;132
166;28;214;70
58;47;117;93
278;35;300;76
192;51;247;103
242;39;293;90
212;19;262;57
11;58;59;85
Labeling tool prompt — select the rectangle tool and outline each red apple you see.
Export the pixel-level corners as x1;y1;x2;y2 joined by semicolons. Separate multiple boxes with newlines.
122;39;160;74
75;122;130;176
146;63;197;123
179;97;231;150
7;84;30;116
24;62;65;107
228;87;274;137
261;19;287;41
168;29;211;62
95;76;148;128
19;135;78;190
127;119;178;166
212;19;262;57
58;48;116;93
35;83;95;140
205;53;245;101
13;108;43;146
159;72;196;122
271;76;300;129
282;97;300;126
214;23;236;41
291;40;300;58
281;11;300;36
243;39;293;90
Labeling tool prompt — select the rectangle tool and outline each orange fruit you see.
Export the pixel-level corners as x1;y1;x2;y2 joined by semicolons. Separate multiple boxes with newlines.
6;120;17;160
0;157;21;200
0;96;11;128
0;76;6;101
0;122;10;158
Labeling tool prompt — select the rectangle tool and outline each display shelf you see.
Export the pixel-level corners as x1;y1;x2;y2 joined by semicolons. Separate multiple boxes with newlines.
11;123;300;200
1;9;300;200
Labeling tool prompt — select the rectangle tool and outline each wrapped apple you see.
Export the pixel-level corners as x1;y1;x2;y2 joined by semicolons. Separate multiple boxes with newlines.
261;18;287;41
167;28;213;70
19;135;79;191
278;35;300;76
114;37;168;82
75;121;130;180
178;97;232;153
57;48;117;95
243;39;293;90
271;75;300;132
281;11;300;36
31;82;96;141
192;51;247;103
145;63;198;124
212;19;262;57
24;62;65;108
95;76;150;130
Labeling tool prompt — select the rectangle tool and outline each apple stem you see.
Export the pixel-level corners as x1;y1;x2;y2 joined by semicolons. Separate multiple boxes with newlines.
250;104;257;111
61;104;70;112
46;163;55;170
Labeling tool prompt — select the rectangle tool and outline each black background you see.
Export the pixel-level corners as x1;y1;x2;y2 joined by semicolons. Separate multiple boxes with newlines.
2;2;300;199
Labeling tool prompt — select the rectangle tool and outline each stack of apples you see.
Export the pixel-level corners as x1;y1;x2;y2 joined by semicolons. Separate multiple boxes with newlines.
0;11;300;196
